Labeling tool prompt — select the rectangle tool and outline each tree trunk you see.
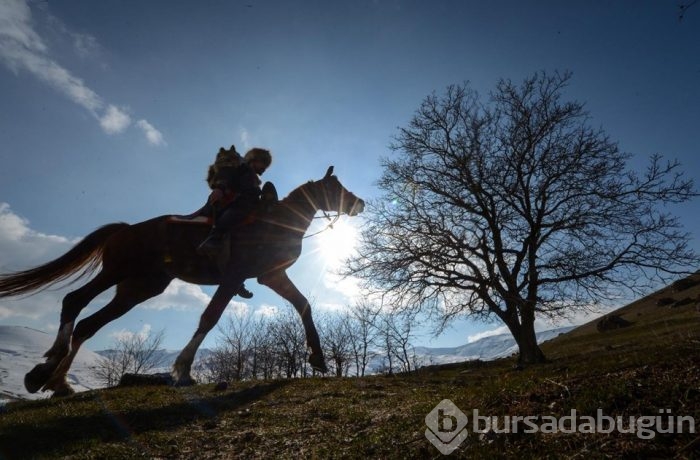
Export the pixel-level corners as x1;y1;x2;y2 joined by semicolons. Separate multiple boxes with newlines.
334;357;342;377
515;326;546;364
504;306;547;365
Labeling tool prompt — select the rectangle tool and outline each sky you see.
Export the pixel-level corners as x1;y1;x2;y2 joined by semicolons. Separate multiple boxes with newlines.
0;0;699;352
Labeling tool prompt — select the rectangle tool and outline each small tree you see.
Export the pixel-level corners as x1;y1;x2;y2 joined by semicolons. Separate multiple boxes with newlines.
268;307;308;378
197;312;274;382
347;71;698;364
375;310;416;374
321;313;354;377
249;317;277;380
93;329;165;386
347;301;380;377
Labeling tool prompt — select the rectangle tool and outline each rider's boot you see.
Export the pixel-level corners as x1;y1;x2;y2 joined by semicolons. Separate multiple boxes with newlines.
237;284;254;299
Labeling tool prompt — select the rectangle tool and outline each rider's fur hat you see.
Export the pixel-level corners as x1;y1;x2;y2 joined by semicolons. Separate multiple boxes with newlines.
244;148;272;167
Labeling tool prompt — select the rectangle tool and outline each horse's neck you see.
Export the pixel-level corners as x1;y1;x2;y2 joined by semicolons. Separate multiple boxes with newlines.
276;184;319;234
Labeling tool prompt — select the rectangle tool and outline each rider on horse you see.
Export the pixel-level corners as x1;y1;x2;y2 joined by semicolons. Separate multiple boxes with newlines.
198;146;273;284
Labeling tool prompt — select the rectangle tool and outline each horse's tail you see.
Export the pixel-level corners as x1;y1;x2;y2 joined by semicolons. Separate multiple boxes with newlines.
0;223;129;298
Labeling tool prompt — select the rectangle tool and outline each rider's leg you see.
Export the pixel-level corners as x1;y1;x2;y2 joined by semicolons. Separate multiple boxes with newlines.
197;202;255;299
198;204;241;251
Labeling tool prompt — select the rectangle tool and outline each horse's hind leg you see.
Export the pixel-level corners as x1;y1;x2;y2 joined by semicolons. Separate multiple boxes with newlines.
24;270;119;394
40;274;172;396
46;270;118;360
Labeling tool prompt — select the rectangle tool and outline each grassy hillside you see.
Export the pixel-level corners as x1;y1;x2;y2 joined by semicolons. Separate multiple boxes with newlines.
1;275;698;459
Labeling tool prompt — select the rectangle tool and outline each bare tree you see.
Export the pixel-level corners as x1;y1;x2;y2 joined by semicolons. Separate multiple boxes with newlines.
218;311;257;381
375;310;416;374
268;307;309;378
248;316;276;380
347;301;380;377
195;347;240;383
195;312;254;383
93;329;165;386
321;313;354;377
346;71;698;364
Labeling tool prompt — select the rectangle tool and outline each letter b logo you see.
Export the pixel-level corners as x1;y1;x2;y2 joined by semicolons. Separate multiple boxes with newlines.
438;408;458;432
425;399;468;454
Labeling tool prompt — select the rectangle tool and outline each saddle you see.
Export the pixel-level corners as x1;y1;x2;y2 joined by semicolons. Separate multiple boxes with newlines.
165;182;279;271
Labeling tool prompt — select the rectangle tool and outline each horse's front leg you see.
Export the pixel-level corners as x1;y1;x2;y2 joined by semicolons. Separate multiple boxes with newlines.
172;280;240;385
257;270;327;373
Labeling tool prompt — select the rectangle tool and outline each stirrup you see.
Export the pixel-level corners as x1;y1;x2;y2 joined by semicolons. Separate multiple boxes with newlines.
197;233;223;255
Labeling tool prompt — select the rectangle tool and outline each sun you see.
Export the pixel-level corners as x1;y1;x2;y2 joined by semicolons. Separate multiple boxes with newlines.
315;219;360;268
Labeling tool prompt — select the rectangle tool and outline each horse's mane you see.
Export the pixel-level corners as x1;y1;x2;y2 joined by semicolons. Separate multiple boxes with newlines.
281;181;315;204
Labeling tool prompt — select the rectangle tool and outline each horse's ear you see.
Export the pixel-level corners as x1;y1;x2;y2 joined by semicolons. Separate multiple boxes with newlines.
324;166;334;178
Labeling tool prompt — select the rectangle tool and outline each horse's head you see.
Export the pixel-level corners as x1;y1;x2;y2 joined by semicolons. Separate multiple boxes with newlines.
312;166;365;216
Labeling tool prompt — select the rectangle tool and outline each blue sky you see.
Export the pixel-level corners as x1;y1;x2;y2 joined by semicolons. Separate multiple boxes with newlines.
1;0;698;352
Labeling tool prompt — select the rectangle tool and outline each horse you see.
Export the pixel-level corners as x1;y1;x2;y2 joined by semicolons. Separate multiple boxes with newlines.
0;166;364;396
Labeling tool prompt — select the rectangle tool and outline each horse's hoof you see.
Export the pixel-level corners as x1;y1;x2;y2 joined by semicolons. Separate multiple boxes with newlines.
309;354;328;374
50;385;75;398
24;363;54;393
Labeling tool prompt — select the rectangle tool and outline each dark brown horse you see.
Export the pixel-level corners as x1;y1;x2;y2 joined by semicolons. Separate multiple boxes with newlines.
0;166;364;396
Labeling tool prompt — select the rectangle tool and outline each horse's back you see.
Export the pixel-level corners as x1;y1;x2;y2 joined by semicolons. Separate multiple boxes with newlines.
100;215;207;271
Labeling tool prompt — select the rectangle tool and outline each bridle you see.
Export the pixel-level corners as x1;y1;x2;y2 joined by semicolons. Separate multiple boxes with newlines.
299;179;343;239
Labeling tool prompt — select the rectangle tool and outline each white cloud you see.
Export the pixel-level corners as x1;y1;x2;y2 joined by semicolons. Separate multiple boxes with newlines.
100;104;131;134
0;202;30;241
0;203;86;321
0;0;46;54
0;0;164;144
316;301;351;313
139;279;211;311
0;2;103;115
322;272;364;303
137;119;166;146
0;202;75;270
255;304;279;317
110;323;152;342
224;301;250;318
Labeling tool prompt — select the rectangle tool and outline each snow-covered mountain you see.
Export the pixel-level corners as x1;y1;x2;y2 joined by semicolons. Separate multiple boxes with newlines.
413;326;574;365
0;325;105;403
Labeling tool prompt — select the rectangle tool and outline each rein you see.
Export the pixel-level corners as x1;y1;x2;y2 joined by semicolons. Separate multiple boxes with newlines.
304;211;340;239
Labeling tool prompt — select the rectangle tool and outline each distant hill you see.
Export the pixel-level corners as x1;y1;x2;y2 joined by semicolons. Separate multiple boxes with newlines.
0;326;104;403
539;271;700;361
413;326;574;365
0;325;573;401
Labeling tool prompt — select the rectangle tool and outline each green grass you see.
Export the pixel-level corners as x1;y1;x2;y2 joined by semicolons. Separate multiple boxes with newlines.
1;277;699;459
